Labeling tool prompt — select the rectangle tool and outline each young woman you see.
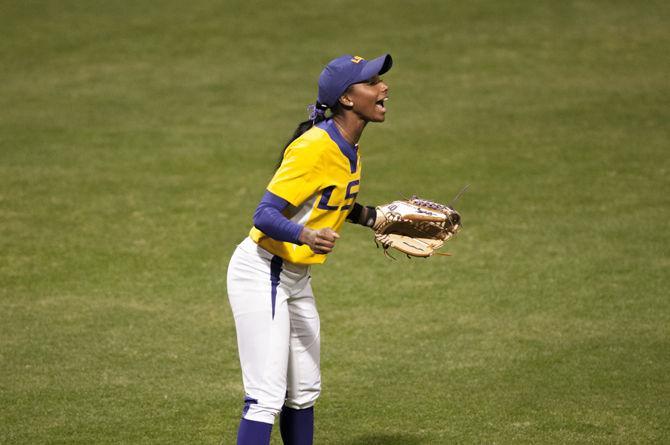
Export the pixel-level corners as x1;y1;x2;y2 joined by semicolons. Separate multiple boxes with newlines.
227;53;392;445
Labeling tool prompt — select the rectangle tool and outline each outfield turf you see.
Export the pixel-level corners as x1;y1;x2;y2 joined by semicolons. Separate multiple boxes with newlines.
1;1;669;444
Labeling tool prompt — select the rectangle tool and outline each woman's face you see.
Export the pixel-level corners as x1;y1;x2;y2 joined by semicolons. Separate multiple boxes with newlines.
343;75;389;122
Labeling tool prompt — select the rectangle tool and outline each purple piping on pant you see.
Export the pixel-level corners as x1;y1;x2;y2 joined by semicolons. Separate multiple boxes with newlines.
270;256;283;319
242;396;258;418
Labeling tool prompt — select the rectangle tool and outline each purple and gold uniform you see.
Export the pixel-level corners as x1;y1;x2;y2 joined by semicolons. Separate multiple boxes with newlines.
250;119;361;265
227;53;393;445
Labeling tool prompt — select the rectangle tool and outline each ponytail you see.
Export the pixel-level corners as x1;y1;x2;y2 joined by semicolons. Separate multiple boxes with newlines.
276;102;329;168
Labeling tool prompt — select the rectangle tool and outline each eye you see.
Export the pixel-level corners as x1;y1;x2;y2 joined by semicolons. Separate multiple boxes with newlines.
368;76;382;85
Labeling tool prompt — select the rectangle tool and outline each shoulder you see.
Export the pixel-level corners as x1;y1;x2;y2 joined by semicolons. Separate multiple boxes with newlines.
289;125;333;149
284;125;336;160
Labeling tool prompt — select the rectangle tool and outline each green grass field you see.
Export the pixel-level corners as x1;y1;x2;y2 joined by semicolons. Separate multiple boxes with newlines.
1;1;669;443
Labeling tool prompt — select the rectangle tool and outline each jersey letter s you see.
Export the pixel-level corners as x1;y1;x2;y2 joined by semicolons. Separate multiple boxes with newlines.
340;180;359;211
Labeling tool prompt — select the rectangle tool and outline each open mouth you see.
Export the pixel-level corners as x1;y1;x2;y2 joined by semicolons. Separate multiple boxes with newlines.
375;97;388;112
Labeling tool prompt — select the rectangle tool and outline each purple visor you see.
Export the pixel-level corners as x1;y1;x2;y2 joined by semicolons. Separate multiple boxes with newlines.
317;54;393;108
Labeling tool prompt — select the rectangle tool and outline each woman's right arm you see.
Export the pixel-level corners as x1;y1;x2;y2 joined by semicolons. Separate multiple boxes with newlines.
253;191;304;244
253;191;339;254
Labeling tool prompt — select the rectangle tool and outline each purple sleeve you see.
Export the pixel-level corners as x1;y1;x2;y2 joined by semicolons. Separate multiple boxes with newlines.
253;190;304;245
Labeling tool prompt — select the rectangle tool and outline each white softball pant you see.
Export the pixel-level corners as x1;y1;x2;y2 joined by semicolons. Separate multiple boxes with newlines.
227;237;321;425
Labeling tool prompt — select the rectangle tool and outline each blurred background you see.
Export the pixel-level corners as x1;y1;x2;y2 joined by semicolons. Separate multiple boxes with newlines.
1;1;668;443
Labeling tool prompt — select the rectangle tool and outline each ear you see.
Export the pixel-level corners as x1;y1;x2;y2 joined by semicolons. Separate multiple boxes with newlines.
338;94;354;108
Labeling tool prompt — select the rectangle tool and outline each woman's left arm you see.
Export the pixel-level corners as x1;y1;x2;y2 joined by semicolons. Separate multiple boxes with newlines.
346;202;384;229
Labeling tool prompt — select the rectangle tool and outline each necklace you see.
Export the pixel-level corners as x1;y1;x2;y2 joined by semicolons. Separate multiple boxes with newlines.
333;120;357;145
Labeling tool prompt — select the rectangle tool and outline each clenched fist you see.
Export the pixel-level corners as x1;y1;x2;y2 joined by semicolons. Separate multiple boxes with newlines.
299;227;340;254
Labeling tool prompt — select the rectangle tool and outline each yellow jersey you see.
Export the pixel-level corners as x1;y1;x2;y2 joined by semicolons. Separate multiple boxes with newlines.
249;119;361;265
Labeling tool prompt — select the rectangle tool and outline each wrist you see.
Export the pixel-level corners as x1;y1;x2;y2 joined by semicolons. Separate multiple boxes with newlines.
346;203;377;228
298;226;314;246
363;206;377;228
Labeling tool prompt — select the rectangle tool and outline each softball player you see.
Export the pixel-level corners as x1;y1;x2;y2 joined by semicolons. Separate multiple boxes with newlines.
227;53;392;445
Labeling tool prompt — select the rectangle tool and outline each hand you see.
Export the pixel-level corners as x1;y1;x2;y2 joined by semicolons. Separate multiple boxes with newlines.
299;227;340;254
